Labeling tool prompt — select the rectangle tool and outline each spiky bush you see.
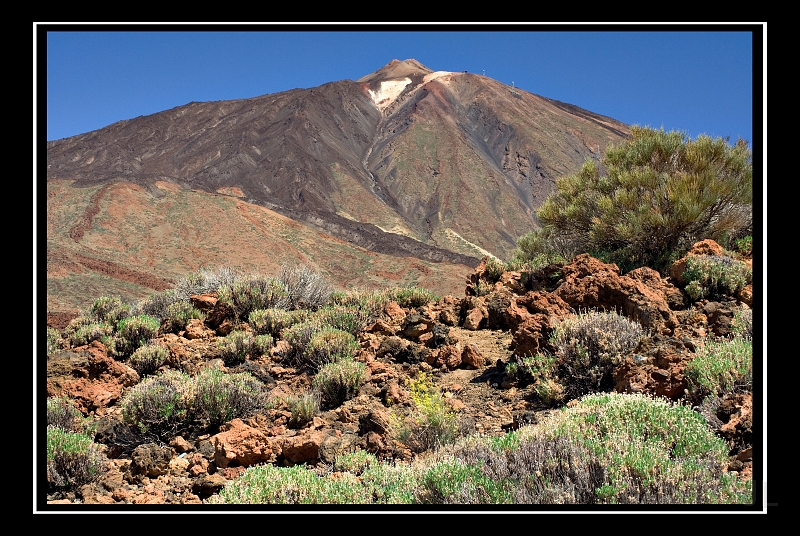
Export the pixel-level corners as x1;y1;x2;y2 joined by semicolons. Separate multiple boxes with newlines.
483;256;506;282
682;254;753;301
277;263;333;311
46;397;87;433
685;336;752;402
46;427;108;490
248;308;309;337
312;305;372;337
120;370;194;441
285;391;320;428
47;326;63;357
173;266;240;298
390;372;464;453
301;326;360;372
64;320;113;348
217;274;289;321
89;295;131;325
162;300;205;333
134;288;181;319
549;309;645;400
113;314;161;360
386;286;439;309
128;342;169;377
329;288;390;320
731;307;753;339
312;358;367;407
282;319;324;366
192;368;270;432
217;330;259;367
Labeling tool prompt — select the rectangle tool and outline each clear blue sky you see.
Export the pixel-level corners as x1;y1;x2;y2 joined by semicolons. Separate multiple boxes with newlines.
40;24;761;148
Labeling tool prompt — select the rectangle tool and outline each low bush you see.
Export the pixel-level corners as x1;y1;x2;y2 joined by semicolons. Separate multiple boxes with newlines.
390;372;464;453
89;295;131;325
217;330;259;367
120;370;194;441
303;327;360;372
682;254;752;301
731;307;753;339
46;397;87;433
217;274;288;321
192;368;270;432
483;256;506;282
313;358;367;407
282;320;324;366
46;326;62;357
312;305;372;337
46;427;108;490
285;391;320;428
415;392;752;504
549;309;645;400
128;342;169;377
685;336;752;402
162;300;205;333
386;286;439;309
248;308;309;337
277;263;332;311
113;314;161;360
65;321;113;348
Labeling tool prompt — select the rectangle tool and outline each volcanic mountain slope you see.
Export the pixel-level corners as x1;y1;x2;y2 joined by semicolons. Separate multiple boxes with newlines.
45;59;631;313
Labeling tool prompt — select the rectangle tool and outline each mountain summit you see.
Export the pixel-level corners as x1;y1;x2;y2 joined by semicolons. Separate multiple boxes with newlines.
46;60;631;312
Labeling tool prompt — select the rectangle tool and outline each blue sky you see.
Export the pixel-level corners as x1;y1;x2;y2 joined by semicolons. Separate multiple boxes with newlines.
40;24;762;147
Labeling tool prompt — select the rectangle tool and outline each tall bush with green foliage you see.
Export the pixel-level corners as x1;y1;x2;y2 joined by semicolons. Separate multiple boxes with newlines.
192;368;270;432
514;126;752;272
46;427;108;490
682;254;752;302
120;370;194;440
113;314;161;359
217;274;289;321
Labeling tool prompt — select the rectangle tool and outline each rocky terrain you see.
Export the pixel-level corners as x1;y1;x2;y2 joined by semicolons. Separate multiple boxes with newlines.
45;59;630;314
42;239;756;508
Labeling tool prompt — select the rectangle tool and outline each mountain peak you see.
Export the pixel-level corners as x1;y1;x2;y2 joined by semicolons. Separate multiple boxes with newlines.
357;59;433;84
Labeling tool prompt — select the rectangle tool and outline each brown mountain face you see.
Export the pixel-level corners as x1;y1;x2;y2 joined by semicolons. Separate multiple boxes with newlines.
45;59;631;313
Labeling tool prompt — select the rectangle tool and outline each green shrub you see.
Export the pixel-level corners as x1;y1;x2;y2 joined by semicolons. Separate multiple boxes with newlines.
277;263;333;311
313;358;367;407
65;321;114;348
217;274;288;321
390;372;463;453
312;305;372;336
47;327;62;357
483;256;506;282
248;308;309;337
217;330;259;366
285;391;320;428
731;307;753;339
253;334;274;356
120;370;194;440
46;427;108;490
329;288;390;319
303;327;360;372
549;309;645;400
519;126;752;273
173;266;240;298
282;319;324;365
46;397;87;433
735;235;753;256
128;342;169;377
134;288;181;319
685;337;752;402
386;286;439;308
416;392;751;504
682;254;752;301
162;300;205;333
113;314;161;359
192;368;270;432
89;295;131;325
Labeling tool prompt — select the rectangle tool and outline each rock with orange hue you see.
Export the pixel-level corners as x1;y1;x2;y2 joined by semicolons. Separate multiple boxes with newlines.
461;296;487;330
183;318;215;340
555;254;678;335
511;314;553;357
384;301;406;323
211;418;280;468
47;341;139;414
190;293;218;312
461;344;486;369
279;429;329;463
435;344;462;369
